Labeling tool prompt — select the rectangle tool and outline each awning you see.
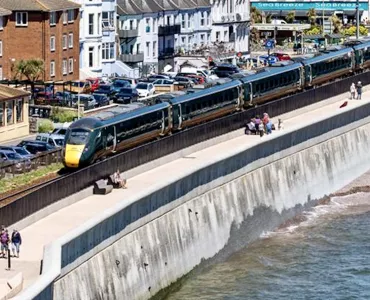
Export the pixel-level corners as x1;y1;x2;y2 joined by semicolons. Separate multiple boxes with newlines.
303;34;325;39
325;33;344;39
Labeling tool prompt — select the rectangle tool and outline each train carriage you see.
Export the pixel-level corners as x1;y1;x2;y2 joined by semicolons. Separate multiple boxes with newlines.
302;48;354;87
353;41;370;71
240;63;303;106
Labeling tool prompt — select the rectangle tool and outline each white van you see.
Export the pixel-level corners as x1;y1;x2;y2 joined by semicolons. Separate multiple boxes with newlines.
36;133;65;147
180;67;219;80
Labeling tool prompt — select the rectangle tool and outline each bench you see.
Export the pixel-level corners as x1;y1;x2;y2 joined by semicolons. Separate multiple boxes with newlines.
93;179;113;195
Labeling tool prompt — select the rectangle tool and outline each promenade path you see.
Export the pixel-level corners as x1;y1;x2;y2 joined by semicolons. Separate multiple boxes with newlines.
0;91;367;297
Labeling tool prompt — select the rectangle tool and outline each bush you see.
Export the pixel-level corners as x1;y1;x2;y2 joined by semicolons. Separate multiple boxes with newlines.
342;25;368;36
304;25;322;35
50;107;78;123
38;119;54;133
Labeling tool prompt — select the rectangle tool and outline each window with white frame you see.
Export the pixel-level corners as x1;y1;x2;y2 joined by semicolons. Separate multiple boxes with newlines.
102;42;115;60
200;12;205;26
187;13;190;28
102;11;114;28
68;58;73;73
181;14;185;29
62;59;67;75
0;41;2;57
145;18;150;33
207;11;210;26
146;42;150;57
50;36;55;51
50;61;55;77
68;33;73;48
50;12;56;25
88;14;94;35
63;11;68;24
16;12;28;26
0;17;3;30
88;47;94;67
68;9;74;23
153;41;156;57
62;34;67;49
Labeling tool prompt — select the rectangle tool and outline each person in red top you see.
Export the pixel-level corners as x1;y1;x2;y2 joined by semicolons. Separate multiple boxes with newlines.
262;113;270;125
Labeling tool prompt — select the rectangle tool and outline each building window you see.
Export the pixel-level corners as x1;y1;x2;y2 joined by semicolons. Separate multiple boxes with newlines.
68;9;74;23
153;41;156;57
88;47;94;67
62;59;67;75
166;16;170;26
102;11;114;28
63;11;68;24
69;58;73;73
0;17;4;30
50;12;56;25
16;12;28;26
146;42;150;57
68;33;73;48
187;13;190;28
97;13;101;35
181;14;185;29
207;12;211;26
6;100;14;125
200;12;205;26
0;41;2;57
50;36;55;51
50;61;55;77
89;14;94;35
201;34;205;43
16;99;23;123
181;36;185;46
62;34;67;49
0;66;2;80
216;31;220;41
146;18;150;33
102;42;115;60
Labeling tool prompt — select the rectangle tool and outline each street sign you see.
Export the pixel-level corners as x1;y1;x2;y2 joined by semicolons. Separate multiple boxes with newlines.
265;39;274;49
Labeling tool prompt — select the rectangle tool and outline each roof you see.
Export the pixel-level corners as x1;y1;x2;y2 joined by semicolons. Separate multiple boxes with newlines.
0;0;80;12
0;7;10;16
303;34;325;40
353;40;370;51
0;84;29;100
240;63;302;83
302;48;354;65
170;80;240;105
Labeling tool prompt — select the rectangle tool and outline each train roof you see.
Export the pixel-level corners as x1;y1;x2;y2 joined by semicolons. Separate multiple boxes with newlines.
353;40;370;51
239;63;302;83
170;80;241;105
69;117;104;131
301;47;353;65
92;103;145;120
101;101;171;127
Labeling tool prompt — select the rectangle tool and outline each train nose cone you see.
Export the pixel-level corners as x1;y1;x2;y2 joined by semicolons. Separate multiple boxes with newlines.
64;144;84;168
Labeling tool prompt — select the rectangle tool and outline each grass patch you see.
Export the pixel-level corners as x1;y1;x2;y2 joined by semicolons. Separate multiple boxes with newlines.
0;163;63;194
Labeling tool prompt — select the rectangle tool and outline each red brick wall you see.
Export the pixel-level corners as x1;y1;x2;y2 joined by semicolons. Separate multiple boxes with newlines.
0;9;80;82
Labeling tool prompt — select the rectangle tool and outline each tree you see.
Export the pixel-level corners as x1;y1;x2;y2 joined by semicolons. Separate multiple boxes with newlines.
330;14;342;33
285;11;295;24
251;7;262;24
307;8;317;26
15;59;44;98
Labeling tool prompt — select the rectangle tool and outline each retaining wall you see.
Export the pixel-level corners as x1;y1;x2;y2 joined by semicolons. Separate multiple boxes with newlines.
14;96;370;299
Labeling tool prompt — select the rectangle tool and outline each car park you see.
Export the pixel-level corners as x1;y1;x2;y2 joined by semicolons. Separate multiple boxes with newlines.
113;87;139;103
135;82;155;97
92;93;110;107
36;133;65;147
112;80;131;93
54;91;73;105
185;74;205;84
147;74;170;82
17;141;55;154
0;150;32;172
0;146;34;159
113;78;137;88
66;81;92;94
152;79;175;86
86;78;100;92
94;84;115;97
173;76;195;87
72;94;96;110
211;64;240;77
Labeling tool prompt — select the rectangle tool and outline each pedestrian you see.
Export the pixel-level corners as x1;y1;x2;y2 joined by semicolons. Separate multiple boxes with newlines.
254;115;261;132
266;121;273;134
262;113;270;125
0;229;9;258
245;119;257;135
278;119;284;130
113;169;127;189
350;83;356;100
258;122;264;137
11;229;21;258
357;81;363;99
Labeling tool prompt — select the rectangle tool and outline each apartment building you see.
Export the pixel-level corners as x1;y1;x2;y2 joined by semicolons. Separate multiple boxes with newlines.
0;0;80;81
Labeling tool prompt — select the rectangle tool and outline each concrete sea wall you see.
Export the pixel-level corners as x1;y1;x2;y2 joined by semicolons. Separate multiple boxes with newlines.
14;101;370;300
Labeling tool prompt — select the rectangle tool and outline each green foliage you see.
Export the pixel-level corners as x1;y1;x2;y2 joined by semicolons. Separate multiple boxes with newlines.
251;6;262;24
15;59;44;81
38;119;54;133
304;25;322;35
50;107;78;123
341;25;368;36
307;8;317;26
330;14;342;33
285;11;295;24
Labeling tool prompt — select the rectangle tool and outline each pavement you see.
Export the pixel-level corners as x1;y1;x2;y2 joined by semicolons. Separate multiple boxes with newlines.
0;91;367;298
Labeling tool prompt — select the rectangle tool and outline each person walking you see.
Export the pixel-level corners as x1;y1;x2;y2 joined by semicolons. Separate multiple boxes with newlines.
11;229;21;258
0;229;9;258
357;81;363;100
350;83;356;100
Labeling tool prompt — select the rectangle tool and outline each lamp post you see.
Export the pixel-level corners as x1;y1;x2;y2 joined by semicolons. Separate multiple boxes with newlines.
356;0;360;39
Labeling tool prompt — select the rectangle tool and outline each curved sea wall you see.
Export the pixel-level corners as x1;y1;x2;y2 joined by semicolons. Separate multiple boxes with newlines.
14;101;370;300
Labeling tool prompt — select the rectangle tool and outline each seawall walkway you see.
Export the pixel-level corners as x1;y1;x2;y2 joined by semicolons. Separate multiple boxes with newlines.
2;91;368;298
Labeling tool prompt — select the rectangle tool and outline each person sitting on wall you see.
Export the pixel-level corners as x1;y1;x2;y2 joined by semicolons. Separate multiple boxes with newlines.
245;119;257;135
113;169;127;189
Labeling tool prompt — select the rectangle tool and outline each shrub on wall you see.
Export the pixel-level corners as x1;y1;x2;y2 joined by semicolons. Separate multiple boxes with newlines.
50;107;78;123
38;119;54;133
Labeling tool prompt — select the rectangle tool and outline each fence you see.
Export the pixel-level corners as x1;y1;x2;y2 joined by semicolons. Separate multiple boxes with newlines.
1;72;370;227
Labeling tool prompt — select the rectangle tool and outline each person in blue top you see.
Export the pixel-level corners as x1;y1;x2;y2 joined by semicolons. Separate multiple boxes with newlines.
11;229;22;258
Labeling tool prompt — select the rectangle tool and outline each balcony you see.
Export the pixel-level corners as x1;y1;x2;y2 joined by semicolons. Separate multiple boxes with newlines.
119;52;144;63
158;24;181;36
213;12;250;24
159;48;175;59
119;28;139;39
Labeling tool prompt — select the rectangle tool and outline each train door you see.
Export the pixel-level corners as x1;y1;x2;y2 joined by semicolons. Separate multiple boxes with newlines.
160;110;165;136
105;126;117;153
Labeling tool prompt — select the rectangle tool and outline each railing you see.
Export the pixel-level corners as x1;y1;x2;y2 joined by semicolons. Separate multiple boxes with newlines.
29;105;77;119
213;12;250;24
159;47;175;58
158;24;181;36
119;52;144;63
118;28;139;39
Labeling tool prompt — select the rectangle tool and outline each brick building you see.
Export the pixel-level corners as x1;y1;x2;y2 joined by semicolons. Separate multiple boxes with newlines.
0;0;80;81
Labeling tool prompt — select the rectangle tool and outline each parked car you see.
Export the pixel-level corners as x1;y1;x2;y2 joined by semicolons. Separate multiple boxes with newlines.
36;133;65;147
211;64;240;78
270;52;291;61
72;94;97;110
0;146;34;159
113;87;139;104
135;82;155;97
17;141;55;154
54;91;73;105
259;55;279;65
112;77;137;88
185;74;205;84
152;79;175;86
173;76;195;87
66;81;92;94
92;93;110;107
147;74;170;82
94;84;115;97
112;80;131;93
86;78;100;93
0;150;32;172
